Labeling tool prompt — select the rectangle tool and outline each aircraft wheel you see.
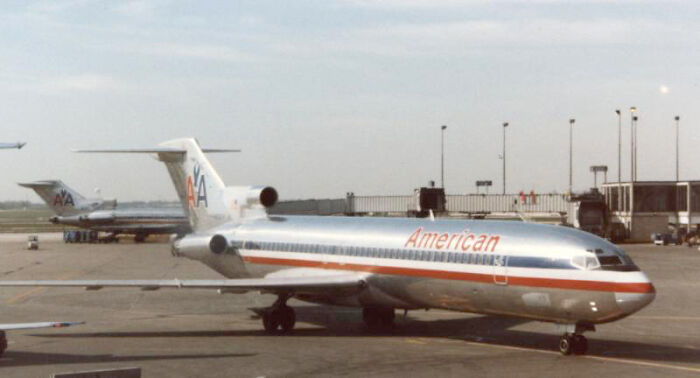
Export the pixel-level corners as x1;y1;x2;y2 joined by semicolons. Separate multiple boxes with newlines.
379;308;395;327
363;308;394;330
572;335;588;355
279;306;296;333
559;335;573;355
363;308;381;329
0;331;6;357
262;310;281;334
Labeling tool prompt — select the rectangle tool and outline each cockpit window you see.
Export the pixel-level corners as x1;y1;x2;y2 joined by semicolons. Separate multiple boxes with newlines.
586;248;604;254
591;246;639;271
575;245;639;271
598;255;622;266
570;255;600;270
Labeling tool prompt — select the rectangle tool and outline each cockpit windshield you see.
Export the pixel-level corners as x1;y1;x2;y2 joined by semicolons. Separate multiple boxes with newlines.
572;246;639;271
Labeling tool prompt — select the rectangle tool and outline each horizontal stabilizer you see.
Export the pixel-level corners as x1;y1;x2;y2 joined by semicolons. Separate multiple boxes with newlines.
0;321;84;331
18;180;58;188
73;148;240;153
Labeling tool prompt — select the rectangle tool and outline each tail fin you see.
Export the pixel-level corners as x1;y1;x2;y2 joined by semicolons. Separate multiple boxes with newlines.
18;180;89;216
159;138;232;230
75;138;240;231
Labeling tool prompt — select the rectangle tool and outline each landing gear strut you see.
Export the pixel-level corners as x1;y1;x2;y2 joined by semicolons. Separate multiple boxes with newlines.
262;295;296;334
362;307;395;330
558;323;593;355
0;331;6;357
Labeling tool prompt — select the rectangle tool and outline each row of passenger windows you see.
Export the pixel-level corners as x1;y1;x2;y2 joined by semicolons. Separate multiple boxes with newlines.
242;241;498;266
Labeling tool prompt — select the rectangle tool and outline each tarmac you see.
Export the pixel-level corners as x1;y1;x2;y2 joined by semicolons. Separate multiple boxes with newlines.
0;233;698;377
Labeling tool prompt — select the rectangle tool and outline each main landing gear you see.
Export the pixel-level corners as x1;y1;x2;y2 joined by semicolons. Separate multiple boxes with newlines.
0;331;7;357
262;295;296;334
557;323;593;355
362;307;395;331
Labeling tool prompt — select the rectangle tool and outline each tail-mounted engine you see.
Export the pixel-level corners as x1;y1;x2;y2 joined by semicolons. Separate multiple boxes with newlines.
171;231;241;257
222;185;278;219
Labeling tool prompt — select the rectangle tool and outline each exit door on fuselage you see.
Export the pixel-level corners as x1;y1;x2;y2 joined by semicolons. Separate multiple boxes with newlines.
492;255;508;285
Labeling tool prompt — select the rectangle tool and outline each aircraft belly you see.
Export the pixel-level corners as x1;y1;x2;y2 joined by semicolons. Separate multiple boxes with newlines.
242;262;284;278
233;256;619;323
372;275;619;323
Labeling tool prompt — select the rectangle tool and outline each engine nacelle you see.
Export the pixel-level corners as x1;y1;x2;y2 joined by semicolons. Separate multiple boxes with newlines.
172;232;239;258
209;234;229;254
171;234;214;258
222;185;278;219
245;186;278;208
79;212;116;224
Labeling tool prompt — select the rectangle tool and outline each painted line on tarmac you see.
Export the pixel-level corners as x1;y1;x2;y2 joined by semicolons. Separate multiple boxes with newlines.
5;272;79;305
436;337;700;374
633;315;700;321
583;355;700;374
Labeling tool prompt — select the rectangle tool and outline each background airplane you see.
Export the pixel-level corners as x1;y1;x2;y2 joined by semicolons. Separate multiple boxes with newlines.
0;138;654;356
0;321;83;357
18;180;190;242
0;142;25;149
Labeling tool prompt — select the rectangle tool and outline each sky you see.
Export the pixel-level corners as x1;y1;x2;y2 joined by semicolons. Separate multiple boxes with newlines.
1;0;700;202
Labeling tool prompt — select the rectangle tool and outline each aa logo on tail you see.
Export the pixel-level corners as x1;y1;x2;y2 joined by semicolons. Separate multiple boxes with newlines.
53;189;75;207
187;163;208;208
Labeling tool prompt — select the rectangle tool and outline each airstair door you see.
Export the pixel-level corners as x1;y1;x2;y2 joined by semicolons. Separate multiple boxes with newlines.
492;254;508;285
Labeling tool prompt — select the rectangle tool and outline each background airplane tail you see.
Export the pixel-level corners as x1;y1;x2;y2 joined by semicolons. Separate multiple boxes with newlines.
75;138;252;232
18;180;88;216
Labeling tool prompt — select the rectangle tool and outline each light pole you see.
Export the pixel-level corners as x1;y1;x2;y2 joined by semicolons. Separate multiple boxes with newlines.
616;109;622;212
440;125;447;188
633;114;639;181
615;110;621;183
502;122;508;194
569;118;575;195
630;107;636;182
675;115;680;181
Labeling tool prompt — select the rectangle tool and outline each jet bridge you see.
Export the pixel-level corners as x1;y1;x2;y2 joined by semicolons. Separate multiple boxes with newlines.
603;180;700;242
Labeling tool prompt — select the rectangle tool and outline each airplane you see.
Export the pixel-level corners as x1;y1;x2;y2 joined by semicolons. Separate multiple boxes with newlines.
18;180;191;242
0;138;654;355
0;142;25;150
0;321;83;357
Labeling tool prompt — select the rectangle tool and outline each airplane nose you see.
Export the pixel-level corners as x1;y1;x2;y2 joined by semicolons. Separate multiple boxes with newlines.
615;274;655;315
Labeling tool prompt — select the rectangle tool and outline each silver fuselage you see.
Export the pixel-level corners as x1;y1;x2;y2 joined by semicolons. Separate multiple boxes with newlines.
177;216;655;325
52;208;190;235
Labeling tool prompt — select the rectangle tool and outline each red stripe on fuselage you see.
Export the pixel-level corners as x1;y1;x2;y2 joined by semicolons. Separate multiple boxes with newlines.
242;256;654;294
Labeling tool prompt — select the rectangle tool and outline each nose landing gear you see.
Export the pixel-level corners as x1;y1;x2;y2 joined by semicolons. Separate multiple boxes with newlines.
557;323;594;355
559;334;588;355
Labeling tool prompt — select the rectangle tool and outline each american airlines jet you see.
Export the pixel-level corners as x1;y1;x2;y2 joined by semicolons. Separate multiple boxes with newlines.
0;142;25;149
19;180;189;241
0;138;655;355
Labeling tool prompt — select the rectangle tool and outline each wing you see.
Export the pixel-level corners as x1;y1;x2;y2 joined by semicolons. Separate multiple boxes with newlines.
72;148;240;153
0;321;83;331
0;274;366;296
